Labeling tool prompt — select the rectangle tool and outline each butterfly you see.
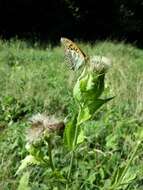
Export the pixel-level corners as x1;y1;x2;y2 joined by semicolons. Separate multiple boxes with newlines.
61;37;88;70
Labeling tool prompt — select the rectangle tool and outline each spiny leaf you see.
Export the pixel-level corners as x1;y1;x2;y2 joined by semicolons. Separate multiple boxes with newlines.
87;97;114;114
17;172;31;190
64;114;77;150
77;128;85;145
16;155;40;175
77;106;91;126
73;73;89;102
73;72;106;104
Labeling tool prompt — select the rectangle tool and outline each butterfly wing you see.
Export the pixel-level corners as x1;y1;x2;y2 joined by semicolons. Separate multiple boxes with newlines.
61;37;87;70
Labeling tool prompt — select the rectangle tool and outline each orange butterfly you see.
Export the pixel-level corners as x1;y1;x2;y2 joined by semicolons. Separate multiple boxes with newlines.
61;37;88;70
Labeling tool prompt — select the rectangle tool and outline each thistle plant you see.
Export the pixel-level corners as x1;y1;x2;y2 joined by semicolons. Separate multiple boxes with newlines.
64;54;113;189
17;57;113;189
16;38;114;188
16;38;140;190
16;114;65;175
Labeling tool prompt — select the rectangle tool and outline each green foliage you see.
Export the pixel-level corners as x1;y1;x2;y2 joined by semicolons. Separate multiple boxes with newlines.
0;122;27;189
64;58;113;153
64;114;77;149
17;172;31;190
0;40;143;190
16;155;41;175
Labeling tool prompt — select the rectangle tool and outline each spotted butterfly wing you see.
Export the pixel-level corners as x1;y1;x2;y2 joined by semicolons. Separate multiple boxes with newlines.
61;37;87;70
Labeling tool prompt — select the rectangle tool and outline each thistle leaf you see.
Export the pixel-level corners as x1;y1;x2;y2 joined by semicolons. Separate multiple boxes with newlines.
17;172;31;190
77;128;85;145
87;97;114;114
16;155;40;175
77;107;91;126
64;114;77;150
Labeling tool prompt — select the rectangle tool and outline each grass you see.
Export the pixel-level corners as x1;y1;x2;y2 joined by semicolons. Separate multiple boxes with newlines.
0;39;143;189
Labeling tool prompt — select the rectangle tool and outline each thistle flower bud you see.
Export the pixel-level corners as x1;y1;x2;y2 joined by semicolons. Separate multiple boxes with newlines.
26;113;65;144
89;56;111;73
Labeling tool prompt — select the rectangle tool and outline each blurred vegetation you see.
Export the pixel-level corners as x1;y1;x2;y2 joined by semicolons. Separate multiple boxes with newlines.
0;39;143;189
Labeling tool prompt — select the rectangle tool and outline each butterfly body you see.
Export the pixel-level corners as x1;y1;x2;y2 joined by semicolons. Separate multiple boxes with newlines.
61;37;88;70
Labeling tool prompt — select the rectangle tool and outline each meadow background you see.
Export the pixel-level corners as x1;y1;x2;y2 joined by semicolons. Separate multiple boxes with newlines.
0;39;143;189
0;0;143;189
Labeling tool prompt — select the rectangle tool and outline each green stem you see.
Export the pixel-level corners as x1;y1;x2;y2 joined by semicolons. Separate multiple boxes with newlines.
47;137;55;171
66;123;79;190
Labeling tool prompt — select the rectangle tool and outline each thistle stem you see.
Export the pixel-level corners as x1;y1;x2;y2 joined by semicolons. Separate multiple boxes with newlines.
47;138;55;171
66;123;79;190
